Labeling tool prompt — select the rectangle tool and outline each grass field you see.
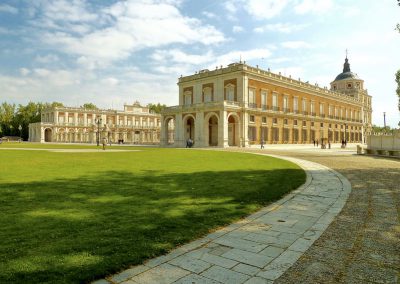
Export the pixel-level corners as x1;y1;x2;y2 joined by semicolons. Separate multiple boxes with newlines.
0;143;305;283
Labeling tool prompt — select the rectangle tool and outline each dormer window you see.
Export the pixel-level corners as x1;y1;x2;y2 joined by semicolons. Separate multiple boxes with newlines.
347;83;352;89
333;85;337;90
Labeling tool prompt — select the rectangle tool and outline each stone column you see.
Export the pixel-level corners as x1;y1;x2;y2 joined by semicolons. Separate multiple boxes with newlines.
174;113;183;147
54;111;59;124
278;119;283;144
83;113;87;126
65;112;69;125
124;116;127;126
195;112;204;147
242;110;249;147
218;109;228;147
74;113;78;126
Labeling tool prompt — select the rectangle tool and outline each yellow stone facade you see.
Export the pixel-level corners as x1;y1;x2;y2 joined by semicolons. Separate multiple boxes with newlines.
29;102;161;144
161;58;372;147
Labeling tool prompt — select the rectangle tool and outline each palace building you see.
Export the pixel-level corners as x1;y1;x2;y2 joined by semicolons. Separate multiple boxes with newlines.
29;102;161;144
160;57;372;147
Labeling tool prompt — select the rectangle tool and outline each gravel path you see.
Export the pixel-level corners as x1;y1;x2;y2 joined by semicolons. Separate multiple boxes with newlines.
236;148;400;284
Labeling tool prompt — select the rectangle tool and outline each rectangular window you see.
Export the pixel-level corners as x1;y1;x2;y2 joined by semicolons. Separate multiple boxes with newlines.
273;117;277;124
248;126;256;141
249;115;255;122
311;122;314;127
262;117;267;123
294;119;298;126
283;96;288;110
272;94;278;107
320;122;324;127
319;103;324;115
302;99;307;112
284;119;288;125
302;121;306;126
261;91;267;107
310;101;315;114
248;89;255;104
293;97;298;112
204;88;212;102
184;94;192;105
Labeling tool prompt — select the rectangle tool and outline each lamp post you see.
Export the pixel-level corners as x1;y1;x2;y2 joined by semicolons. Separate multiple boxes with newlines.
383;112;386;130
18;125;22;141
95;117;102;146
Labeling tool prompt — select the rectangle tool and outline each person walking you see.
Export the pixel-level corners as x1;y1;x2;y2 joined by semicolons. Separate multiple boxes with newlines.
316;139;319;147
260;140;264;149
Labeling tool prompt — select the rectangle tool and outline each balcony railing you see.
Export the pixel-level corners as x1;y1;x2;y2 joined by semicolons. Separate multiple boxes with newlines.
302;111;308;115
311;112;316;116
248;103;257;108
261;105;269;110
272;106;280;111
320;114;325;118
283;108;290;113
293;110;299;114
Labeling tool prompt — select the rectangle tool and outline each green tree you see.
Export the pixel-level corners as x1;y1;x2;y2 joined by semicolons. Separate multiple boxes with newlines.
147;103;167;114
0;102;16;136
81;103;98;110
51;102;64;108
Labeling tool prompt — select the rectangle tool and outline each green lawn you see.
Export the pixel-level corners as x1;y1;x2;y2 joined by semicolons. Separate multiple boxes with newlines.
0;144;305;283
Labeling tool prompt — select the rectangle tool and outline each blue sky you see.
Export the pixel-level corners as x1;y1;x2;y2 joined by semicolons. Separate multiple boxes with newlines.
0;0;399;127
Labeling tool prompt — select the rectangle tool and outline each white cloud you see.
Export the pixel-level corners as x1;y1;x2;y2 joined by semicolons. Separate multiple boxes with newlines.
281;41;312;49
245;0;289;19
202;11;217;19
224;1;238;14
232;26;244;33
35;54;60;64
151;49;214;65
38;0;226;66
254;23;308;33
0;4;18;14
294;0;333;14
20;68;31;76
274;67;305;80
212;48;272;67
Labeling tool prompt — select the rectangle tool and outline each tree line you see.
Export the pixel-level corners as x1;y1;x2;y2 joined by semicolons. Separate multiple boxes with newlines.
0;102;167;141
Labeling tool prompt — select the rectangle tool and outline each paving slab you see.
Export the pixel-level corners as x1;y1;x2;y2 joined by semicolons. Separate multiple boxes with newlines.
93;153;350;284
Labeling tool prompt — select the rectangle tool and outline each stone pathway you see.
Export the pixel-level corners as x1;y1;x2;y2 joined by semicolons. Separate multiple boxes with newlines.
256;150;399;284
94;154;351;284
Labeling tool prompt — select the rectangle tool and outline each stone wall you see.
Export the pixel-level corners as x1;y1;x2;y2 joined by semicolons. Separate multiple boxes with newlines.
367;131;400;151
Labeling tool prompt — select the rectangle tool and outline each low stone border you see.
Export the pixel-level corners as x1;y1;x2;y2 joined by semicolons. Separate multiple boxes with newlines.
94;154;351;284
0;148;140;153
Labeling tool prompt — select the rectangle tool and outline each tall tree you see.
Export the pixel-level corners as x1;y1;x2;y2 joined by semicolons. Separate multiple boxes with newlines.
81;103;98;110
147;103;167;114
0;102;16;136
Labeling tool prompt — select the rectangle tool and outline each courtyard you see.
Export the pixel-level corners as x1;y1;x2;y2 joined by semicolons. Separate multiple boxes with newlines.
0;143;305;284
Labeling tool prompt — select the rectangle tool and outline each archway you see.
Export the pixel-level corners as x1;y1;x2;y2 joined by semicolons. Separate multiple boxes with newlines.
227;114;239;146
208;115;218;146
163;117;175;145
183;115;195;141
44;128;52;142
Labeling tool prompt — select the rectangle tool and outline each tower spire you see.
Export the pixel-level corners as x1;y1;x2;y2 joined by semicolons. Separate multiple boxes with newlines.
343;49;350;73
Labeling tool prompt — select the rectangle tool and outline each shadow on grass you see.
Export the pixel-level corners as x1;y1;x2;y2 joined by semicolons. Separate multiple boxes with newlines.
0;168;305;284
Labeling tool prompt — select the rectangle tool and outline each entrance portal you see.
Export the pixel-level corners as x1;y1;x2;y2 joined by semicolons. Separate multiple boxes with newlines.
44;128;52;142
208;115;218;146
228;115;238;146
